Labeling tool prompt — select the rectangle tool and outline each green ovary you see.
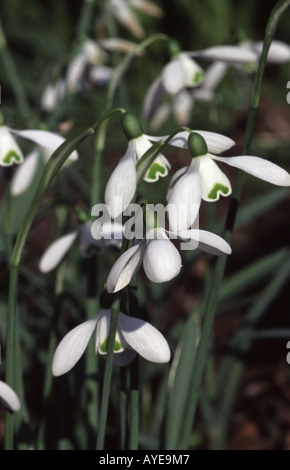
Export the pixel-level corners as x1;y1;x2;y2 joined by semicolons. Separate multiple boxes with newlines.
208;183;229;200
100;338;123;353
2;150;22;165
146;162;166;181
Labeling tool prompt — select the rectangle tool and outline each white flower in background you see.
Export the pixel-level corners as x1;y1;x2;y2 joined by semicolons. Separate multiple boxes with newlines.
105;0;163;38
39;221;123;273
145;61;227;130
0;380;21;412
106;211;231;294
143;52;205;124
167;132;290;232
41;78;66;113
10;129;78;196
67;39;111;92
189;39;290;66
52;309;170;375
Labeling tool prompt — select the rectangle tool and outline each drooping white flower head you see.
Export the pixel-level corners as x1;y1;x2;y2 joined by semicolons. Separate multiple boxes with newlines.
167;132;290;232
143;48;206;125
145;61;228;131
106;209;232;294
0;380;21;412
39;221;123;273
105;113;171;219
9;128;79;196
105;0;163;38
52;309;170;376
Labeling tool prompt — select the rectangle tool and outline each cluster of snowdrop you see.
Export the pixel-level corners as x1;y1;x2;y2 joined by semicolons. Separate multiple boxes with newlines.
1;24;290;387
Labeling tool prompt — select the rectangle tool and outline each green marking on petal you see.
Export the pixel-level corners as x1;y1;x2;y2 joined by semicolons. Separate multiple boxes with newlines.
192;70;205;85
100;338;122;353
145;162;167;182
2;150;22;166
208;183;230;200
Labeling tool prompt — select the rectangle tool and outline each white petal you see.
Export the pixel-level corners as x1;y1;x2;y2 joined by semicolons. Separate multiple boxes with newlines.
106;242;146;293
172;91;193;125
176;229;232;255
118;312;170;363
252;40;290;64
144;154;171;182
104;141;137;218
145;130;235;154
89;65;112;85
39;231;79;273
10;149;40;196
143;238;182;283
162;58;187;95
199;155;232;201
129;0;163;18
52;316;99;376
110;0;144;37
212;155;290;187
149;102;171;131
0;381;21;412
95;310;125;354
167;159;201;232
10;129;78;162
195;61;227;100
0;126;24;166
99;38;138;53
143;75;165;121
177;54;204;88
190;45;258;64
135;135;169;182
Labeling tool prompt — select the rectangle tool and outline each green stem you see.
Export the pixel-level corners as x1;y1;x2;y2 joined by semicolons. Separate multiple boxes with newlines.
0;17;30;119
96;294;121;450
77;0;96;41
4;265;19;450
178;0;290;450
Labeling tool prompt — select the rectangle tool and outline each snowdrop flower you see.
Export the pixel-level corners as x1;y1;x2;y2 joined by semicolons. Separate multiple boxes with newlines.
189;39;290;66
39;221;123;273
10;129;78;196
105;0;163;38
106;209;231;293
105;113;171;219
52;309;170;375
67;39;111;92
146;61;227;130
105;114;234;219
0;380;21;412
167;132;290;232
143;51;205;123
41;78;66;113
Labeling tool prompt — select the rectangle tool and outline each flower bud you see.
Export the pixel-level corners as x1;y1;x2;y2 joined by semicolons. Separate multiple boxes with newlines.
122;113;143;141
188;132;208;158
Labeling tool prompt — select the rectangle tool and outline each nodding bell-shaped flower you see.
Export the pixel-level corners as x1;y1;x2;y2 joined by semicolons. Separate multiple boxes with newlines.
145;61;227;130
167;132;290;232
106;208;231;293
52;309;170;375
9;128;79;196
0;380;21;412
39;220;123;273
105;0;163;38
143;42;205;123
105;113;171;218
